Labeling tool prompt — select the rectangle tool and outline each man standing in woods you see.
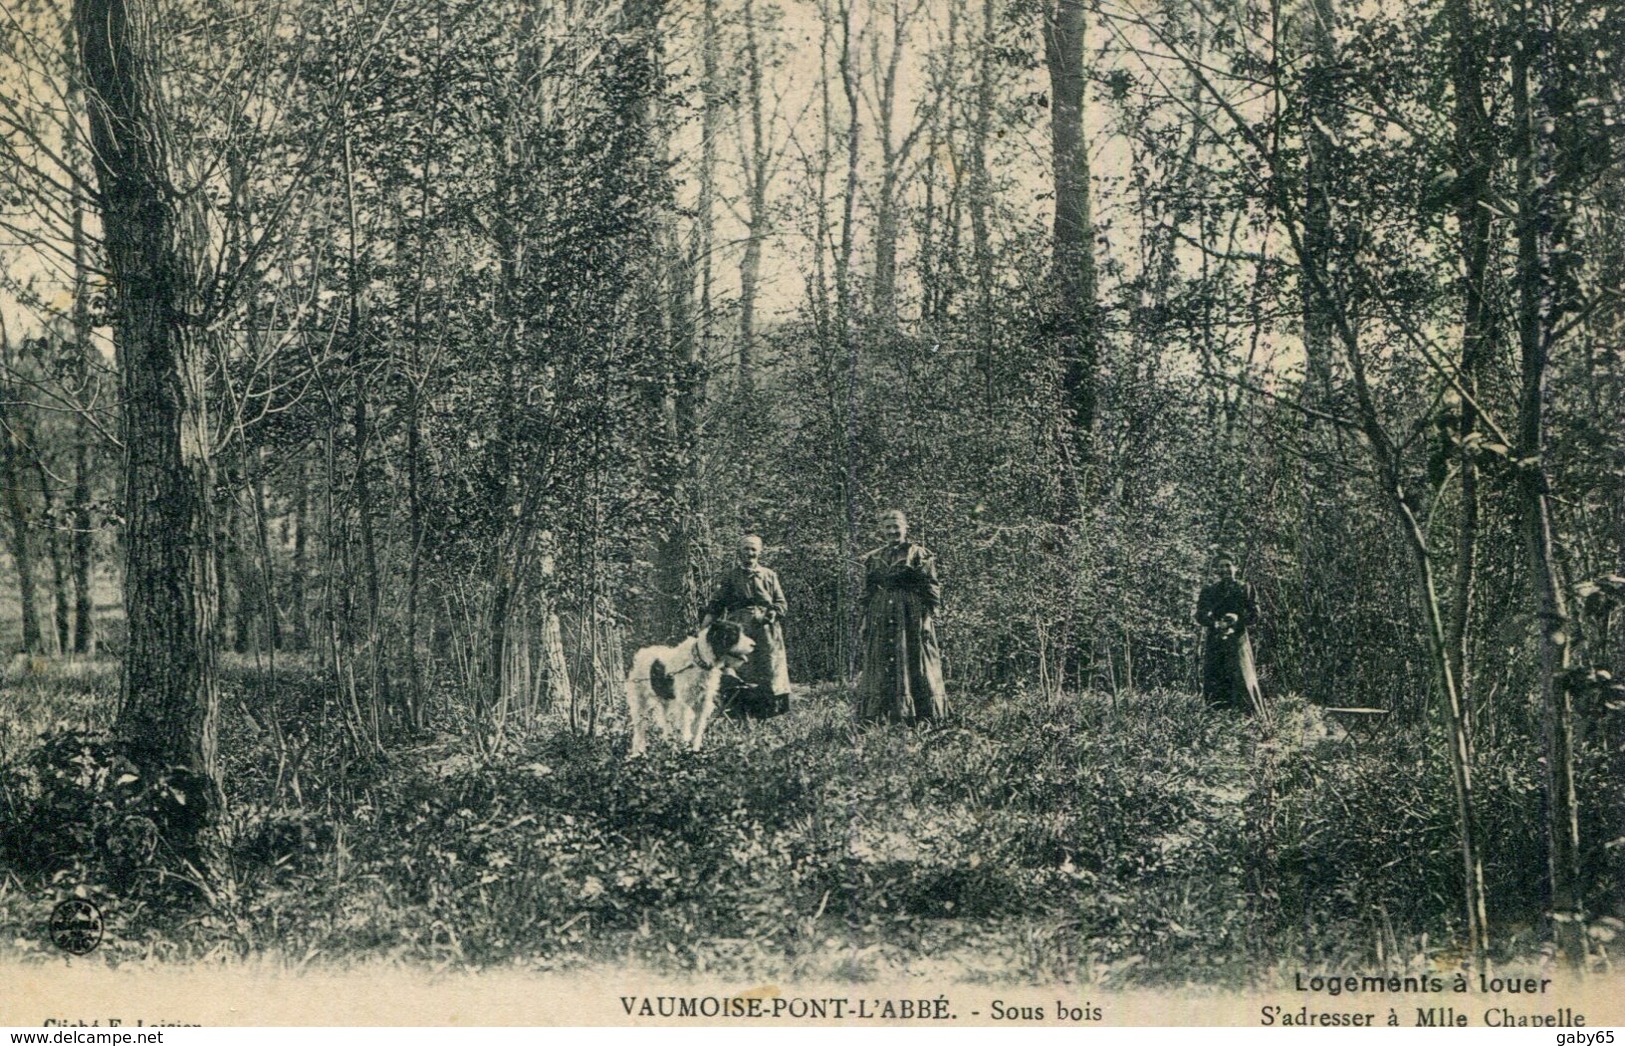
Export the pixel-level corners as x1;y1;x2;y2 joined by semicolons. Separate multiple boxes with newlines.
857;509;948;723
1195;551;1268;718
702;534;792;716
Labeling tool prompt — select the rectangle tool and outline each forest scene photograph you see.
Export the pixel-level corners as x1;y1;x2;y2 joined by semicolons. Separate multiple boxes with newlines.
1;0;1624;1009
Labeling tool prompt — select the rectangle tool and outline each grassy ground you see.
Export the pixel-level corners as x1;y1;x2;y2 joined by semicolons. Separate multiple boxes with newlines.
0;659;1617;984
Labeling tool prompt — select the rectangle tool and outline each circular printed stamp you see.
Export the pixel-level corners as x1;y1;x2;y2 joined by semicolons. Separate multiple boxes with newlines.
49;898;104;956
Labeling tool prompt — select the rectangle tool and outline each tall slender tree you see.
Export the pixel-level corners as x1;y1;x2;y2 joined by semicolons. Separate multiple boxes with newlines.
1044;0;1097;503
1510;0;1584;962
76;0;221;853
1444;0;1494;721
0;329;44;655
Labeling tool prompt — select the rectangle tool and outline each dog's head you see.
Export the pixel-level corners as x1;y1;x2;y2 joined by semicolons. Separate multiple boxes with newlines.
702;619;755;669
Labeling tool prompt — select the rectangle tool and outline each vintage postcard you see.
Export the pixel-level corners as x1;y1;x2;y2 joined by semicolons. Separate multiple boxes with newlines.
1;0;1622;1028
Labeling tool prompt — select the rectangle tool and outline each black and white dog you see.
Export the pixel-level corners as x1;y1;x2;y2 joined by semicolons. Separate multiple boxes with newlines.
625;620;755;755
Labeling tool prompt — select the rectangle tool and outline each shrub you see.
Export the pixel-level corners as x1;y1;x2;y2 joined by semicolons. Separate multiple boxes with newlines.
1;727;210;897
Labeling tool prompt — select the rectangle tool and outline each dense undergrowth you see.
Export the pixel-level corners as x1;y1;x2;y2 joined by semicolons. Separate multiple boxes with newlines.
1;657;1619;983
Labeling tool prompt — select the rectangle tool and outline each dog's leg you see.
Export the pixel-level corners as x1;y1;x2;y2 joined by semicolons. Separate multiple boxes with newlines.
656;697;678;748
669;701;695;750
690;686;719;752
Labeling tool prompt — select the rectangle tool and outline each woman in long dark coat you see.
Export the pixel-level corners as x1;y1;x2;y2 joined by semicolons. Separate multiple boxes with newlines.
857;509;947;722
1194;551;1267;717
703;534;792;715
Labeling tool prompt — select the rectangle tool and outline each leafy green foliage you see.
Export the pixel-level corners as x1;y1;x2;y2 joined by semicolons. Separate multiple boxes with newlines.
0;727;211;900
5;667;1616;978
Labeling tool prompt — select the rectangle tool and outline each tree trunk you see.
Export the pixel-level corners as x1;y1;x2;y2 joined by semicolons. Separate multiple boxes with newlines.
651;2;707;639
290;455;309;650
71;430;96;655
970;0;997;398
541;601;572;712
1299;0;1337;402
352;375;387;718
34;459;71;655
68;67;98;657
1043;0;1096;685
1295;0;1343;708
655;241;704;637
77;0;220;850
70;186;97;652
341;115;388;730
0;393;43;654
697;0;720;363
1392;485;1490;965
869;0;909;325
404;379;423;720
230;505;254;654
1444;0;1493;727
251;456;279;652
1044;0;1097;484
1511;5;1584;962
836;0;863;676
738;0;771;390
